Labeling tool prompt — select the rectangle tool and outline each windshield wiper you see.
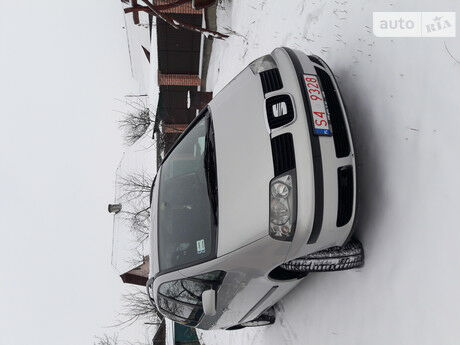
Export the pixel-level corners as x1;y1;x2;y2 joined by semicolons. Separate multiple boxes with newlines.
203;117;218;226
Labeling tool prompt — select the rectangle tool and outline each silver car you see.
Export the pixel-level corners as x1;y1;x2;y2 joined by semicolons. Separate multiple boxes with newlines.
147;47;364;330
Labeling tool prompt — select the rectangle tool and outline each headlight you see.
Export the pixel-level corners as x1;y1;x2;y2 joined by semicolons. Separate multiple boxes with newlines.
269;170;297;241
270;199;289;225
249;55;277;74
271;181;290;198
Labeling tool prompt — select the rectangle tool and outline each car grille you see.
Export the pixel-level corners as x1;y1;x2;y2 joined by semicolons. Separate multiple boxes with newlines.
260;68;283;94
271;133;296;176
315;67;351;158
336;166;354;227
265;94;294;129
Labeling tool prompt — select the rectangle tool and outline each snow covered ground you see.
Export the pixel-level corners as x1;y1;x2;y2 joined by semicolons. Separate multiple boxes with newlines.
200;1;460;344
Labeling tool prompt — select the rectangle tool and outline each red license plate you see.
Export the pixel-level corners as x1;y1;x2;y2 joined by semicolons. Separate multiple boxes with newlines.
304;74;332;136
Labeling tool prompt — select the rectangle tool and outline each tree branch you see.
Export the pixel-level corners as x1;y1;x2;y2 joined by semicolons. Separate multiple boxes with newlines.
124;0;191;14
140;0;229;39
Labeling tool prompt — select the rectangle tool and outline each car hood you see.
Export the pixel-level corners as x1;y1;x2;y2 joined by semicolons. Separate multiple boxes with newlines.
209;67;274;256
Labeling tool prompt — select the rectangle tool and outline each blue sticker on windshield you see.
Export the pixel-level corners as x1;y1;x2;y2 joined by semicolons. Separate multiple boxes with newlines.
196;239;206;254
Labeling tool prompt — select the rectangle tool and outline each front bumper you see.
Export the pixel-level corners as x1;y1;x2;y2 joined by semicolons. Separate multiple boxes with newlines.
230;48;359;328
268;47;357;259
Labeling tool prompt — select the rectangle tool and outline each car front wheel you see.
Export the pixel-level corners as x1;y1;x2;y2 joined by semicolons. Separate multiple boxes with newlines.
281;238;364;272
226;308;276;330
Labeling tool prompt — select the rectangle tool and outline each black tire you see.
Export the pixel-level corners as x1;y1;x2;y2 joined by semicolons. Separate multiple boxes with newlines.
227;308;276;330
281;239;364;273
268;265;308;280
226;324;246;331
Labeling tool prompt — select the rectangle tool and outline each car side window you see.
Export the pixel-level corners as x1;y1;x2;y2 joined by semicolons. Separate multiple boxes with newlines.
157;271;225;326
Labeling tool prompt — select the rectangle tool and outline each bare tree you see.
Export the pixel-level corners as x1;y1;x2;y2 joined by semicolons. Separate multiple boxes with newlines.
116;289;163;328
125;0;229;39
124;0;190;13
94;334;119;345
117;172;153;245
117;172;152;202
121;205;150;245
94;333;150;345
119;102;154;146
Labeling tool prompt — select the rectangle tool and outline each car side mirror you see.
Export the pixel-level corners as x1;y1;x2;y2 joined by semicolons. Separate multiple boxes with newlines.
202;289;216;316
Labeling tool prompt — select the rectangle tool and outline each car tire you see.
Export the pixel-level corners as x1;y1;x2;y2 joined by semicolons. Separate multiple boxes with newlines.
227;308;276;330
226;324;246;331
281;238;364;272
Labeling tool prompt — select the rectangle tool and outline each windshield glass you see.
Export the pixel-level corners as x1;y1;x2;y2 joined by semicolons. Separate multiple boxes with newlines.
158;113;217;272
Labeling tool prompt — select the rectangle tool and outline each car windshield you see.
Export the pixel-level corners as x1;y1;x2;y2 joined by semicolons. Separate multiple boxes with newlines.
157;112;218;272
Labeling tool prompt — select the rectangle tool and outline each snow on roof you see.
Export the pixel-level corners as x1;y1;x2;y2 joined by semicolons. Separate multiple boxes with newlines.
148;18;160;114
122;7;160;107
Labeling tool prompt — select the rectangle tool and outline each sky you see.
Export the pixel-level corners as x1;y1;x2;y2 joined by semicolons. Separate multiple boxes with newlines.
0;1;146;344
